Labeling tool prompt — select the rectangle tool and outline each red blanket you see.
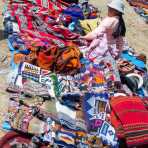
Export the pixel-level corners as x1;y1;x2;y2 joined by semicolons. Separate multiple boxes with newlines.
8;0;79;48
110;96;148;147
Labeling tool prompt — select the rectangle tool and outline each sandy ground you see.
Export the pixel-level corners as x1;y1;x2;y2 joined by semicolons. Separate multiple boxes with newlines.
0;0;147;137
0;2;10;137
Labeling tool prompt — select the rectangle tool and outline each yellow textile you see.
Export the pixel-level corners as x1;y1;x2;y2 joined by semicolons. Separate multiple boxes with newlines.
80;18;101;34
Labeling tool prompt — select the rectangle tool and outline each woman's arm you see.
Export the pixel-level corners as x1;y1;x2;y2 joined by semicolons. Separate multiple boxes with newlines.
81;17;112;41
116;36;125;52
81;28;99;41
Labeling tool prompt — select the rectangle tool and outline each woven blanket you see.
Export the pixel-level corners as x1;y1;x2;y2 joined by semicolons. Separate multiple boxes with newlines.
7;0;79;49
83;92;109;130
110;96;148;147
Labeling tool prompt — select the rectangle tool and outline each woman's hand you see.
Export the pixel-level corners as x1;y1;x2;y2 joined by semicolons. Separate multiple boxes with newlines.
79;35;85;39
79;36;88;46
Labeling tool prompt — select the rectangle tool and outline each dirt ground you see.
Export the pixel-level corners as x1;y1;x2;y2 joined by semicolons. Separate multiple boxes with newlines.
0;0;147;137
0;2;10;137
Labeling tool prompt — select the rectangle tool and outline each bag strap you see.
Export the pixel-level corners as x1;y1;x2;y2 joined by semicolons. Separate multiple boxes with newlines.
86;23;92;32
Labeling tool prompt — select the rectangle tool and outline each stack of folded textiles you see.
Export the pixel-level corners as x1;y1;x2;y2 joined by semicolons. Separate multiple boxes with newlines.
110;96;148;147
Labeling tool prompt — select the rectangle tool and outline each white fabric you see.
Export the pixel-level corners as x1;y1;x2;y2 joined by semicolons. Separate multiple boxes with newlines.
56;101;76;119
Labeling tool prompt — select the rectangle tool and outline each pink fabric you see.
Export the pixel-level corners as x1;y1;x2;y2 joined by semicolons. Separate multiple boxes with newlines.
84;16;124;60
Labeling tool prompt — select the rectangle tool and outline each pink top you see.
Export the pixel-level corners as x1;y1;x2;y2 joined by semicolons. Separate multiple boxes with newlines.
84;16;124;60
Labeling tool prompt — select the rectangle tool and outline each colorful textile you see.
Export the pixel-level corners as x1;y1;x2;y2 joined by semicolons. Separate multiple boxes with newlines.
83;92;109;130
19;62;56;97
23;79;50;97
7;97;58;134
143;98;148;110
76;60;106;92
110;96;148;147
0;131;32;148
7;0;80;50
56;130;76;146
56;101;87;131
3;0;148;147
63;4;84;22
55;74;80;96
8;99;33;132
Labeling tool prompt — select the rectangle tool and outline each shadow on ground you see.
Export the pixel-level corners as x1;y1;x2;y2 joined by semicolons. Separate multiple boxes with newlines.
0;30;7;41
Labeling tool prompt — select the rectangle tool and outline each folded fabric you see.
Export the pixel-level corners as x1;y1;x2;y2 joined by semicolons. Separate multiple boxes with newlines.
63;4;84;22
23;79;50;97
7;0;82;51
8;98;33;133
60;0;78;4
142;98;148;110
83;92;109;130
117;59;135;75
6;82;22;93
98;121;118;147
0;131;32;148
76;61;107;92
56;75;80;96
121;50;146;71
61;93;82;110
8;97;58;134
37;49;55;70
56;101;76;120
56;130;76;146
110;96;148;147
80;18;101;34
56;45;81;70
8;33;26;51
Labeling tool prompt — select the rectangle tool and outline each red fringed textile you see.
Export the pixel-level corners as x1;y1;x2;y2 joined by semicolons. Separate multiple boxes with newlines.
142;98;148;110
110;96;148;147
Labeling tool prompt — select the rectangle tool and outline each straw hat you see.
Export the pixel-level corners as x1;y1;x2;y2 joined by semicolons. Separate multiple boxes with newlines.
107;0;125;14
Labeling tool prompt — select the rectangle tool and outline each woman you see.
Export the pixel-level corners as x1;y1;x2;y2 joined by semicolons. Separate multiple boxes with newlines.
81;0;126;61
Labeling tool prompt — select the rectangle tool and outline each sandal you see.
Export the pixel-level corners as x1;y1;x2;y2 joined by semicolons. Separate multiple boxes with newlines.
136;53;147;64
117;59;135;75
6;83;22;93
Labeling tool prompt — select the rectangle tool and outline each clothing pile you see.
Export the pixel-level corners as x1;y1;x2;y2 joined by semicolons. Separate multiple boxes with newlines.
127;0;148;23
1;0;148;148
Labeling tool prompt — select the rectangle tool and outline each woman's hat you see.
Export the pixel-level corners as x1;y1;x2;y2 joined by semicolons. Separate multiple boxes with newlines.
107;0;125;14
